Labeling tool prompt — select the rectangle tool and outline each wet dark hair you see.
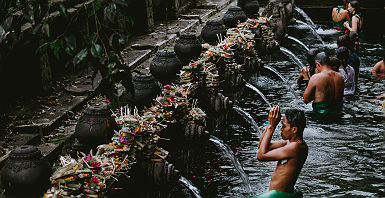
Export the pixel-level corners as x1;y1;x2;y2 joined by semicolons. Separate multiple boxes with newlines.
336;46;350;75
307;48;320;75
337;35;353;50
342;0;350;6
350;0;361;12
314;52;330;66
336;46;349;61
330;56;341;72
285;109;306;135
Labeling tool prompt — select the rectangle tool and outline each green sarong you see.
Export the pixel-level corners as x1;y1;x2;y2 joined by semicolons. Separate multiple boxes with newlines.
312;101;343;115
247;189;303;198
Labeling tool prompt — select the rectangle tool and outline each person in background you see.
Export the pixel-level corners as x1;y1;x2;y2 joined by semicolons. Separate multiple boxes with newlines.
337;46;356;96
332;0;350;33
337;35;360;83
297;48;320;87
303;52;345;115
371;55;385;80
343;0;363;36
253;106;308;198
330;56;341;72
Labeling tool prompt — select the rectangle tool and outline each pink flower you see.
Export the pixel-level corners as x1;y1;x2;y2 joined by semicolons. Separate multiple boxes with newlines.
92;176;99;183
106;99;110;103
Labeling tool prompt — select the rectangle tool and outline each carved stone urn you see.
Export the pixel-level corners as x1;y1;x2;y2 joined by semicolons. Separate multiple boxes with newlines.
150;50;182;84
174;33;202;65
239;0;260;19
1;145;51;198
74;104;116;149
201;19;227;45
222;6;247;28
128;73;160;108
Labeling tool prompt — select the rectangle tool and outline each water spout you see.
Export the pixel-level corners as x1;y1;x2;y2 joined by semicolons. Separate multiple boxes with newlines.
245;83;273;108
232;105;260;132
263;65;288;83
287;36;310;51
179;176;203;198
279;46;304;69
295;20;324;45
209;135;252;194
294;6;316;28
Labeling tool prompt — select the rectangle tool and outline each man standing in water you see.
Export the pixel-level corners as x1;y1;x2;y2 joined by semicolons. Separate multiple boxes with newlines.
303;52;345;115
253;106;308;198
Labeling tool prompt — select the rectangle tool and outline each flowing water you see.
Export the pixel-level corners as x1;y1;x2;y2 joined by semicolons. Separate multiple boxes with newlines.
279;46;304;68
179;176;203;198
209;135;252;195
287;35;310;51
245;83;273;108
176;24;385;197
294;6;316;28
263;65;288;83
296;20;325;45
232;105;259;132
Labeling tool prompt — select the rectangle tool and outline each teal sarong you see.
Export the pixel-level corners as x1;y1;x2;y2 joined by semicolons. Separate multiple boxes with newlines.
247;189;303;198
312;101;343;115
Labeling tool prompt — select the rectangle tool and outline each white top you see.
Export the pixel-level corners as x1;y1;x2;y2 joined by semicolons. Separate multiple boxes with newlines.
339;65;356;95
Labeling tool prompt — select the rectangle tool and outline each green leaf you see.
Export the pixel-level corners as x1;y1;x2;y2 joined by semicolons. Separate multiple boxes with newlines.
59;4;67;17
104;3;116;24
42;24;50;37
3;16;13;31
64;35;77;55
90;44;102;59
36;42;49;54
88;1;103;17
49;40;63;59
0;25;4;43
73;49;88;66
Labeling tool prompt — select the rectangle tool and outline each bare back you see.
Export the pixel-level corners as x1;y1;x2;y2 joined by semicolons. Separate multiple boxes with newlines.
332;7;349;22
371;60;385;76
303;69;345;103
269;141;308;192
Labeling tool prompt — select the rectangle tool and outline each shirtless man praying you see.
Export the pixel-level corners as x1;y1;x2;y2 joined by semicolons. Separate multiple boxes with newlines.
253;106;308;198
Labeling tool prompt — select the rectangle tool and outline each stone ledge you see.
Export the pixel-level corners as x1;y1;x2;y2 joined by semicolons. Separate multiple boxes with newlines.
197;0;232;11
122;49;153;70
180;9;217;23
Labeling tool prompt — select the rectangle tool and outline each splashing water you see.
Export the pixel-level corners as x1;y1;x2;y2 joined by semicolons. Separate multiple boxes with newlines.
287;36;310;51
233;105;260;132
245;83;273;108
209;135;252;194
294;6;316;28
295;20;325;45
279;46;304;69
179;176;203;198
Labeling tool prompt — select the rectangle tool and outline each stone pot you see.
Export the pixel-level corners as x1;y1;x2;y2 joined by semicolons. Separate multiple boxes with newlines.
128;73;160;108
75;104;116;149
201;19;227;45
222;6;247;28
240;0;260;19
1;145;51;198
174;33;202;65
150;50;182;84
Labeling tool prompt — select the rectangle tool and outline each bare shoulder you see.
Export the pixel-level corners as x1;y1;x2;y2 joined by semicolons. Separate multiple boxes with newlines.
288;140;308;153
335;71;344;79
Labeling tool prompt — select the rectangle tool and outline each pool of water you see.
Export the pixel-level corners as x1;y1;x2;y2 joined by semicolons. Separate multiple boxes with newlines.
179;25;385;197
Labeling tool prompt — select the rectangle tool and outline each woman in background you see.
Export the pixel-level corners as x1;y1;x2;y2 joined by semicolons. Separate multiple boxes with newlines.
332;0;350;33
344;0;363;36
